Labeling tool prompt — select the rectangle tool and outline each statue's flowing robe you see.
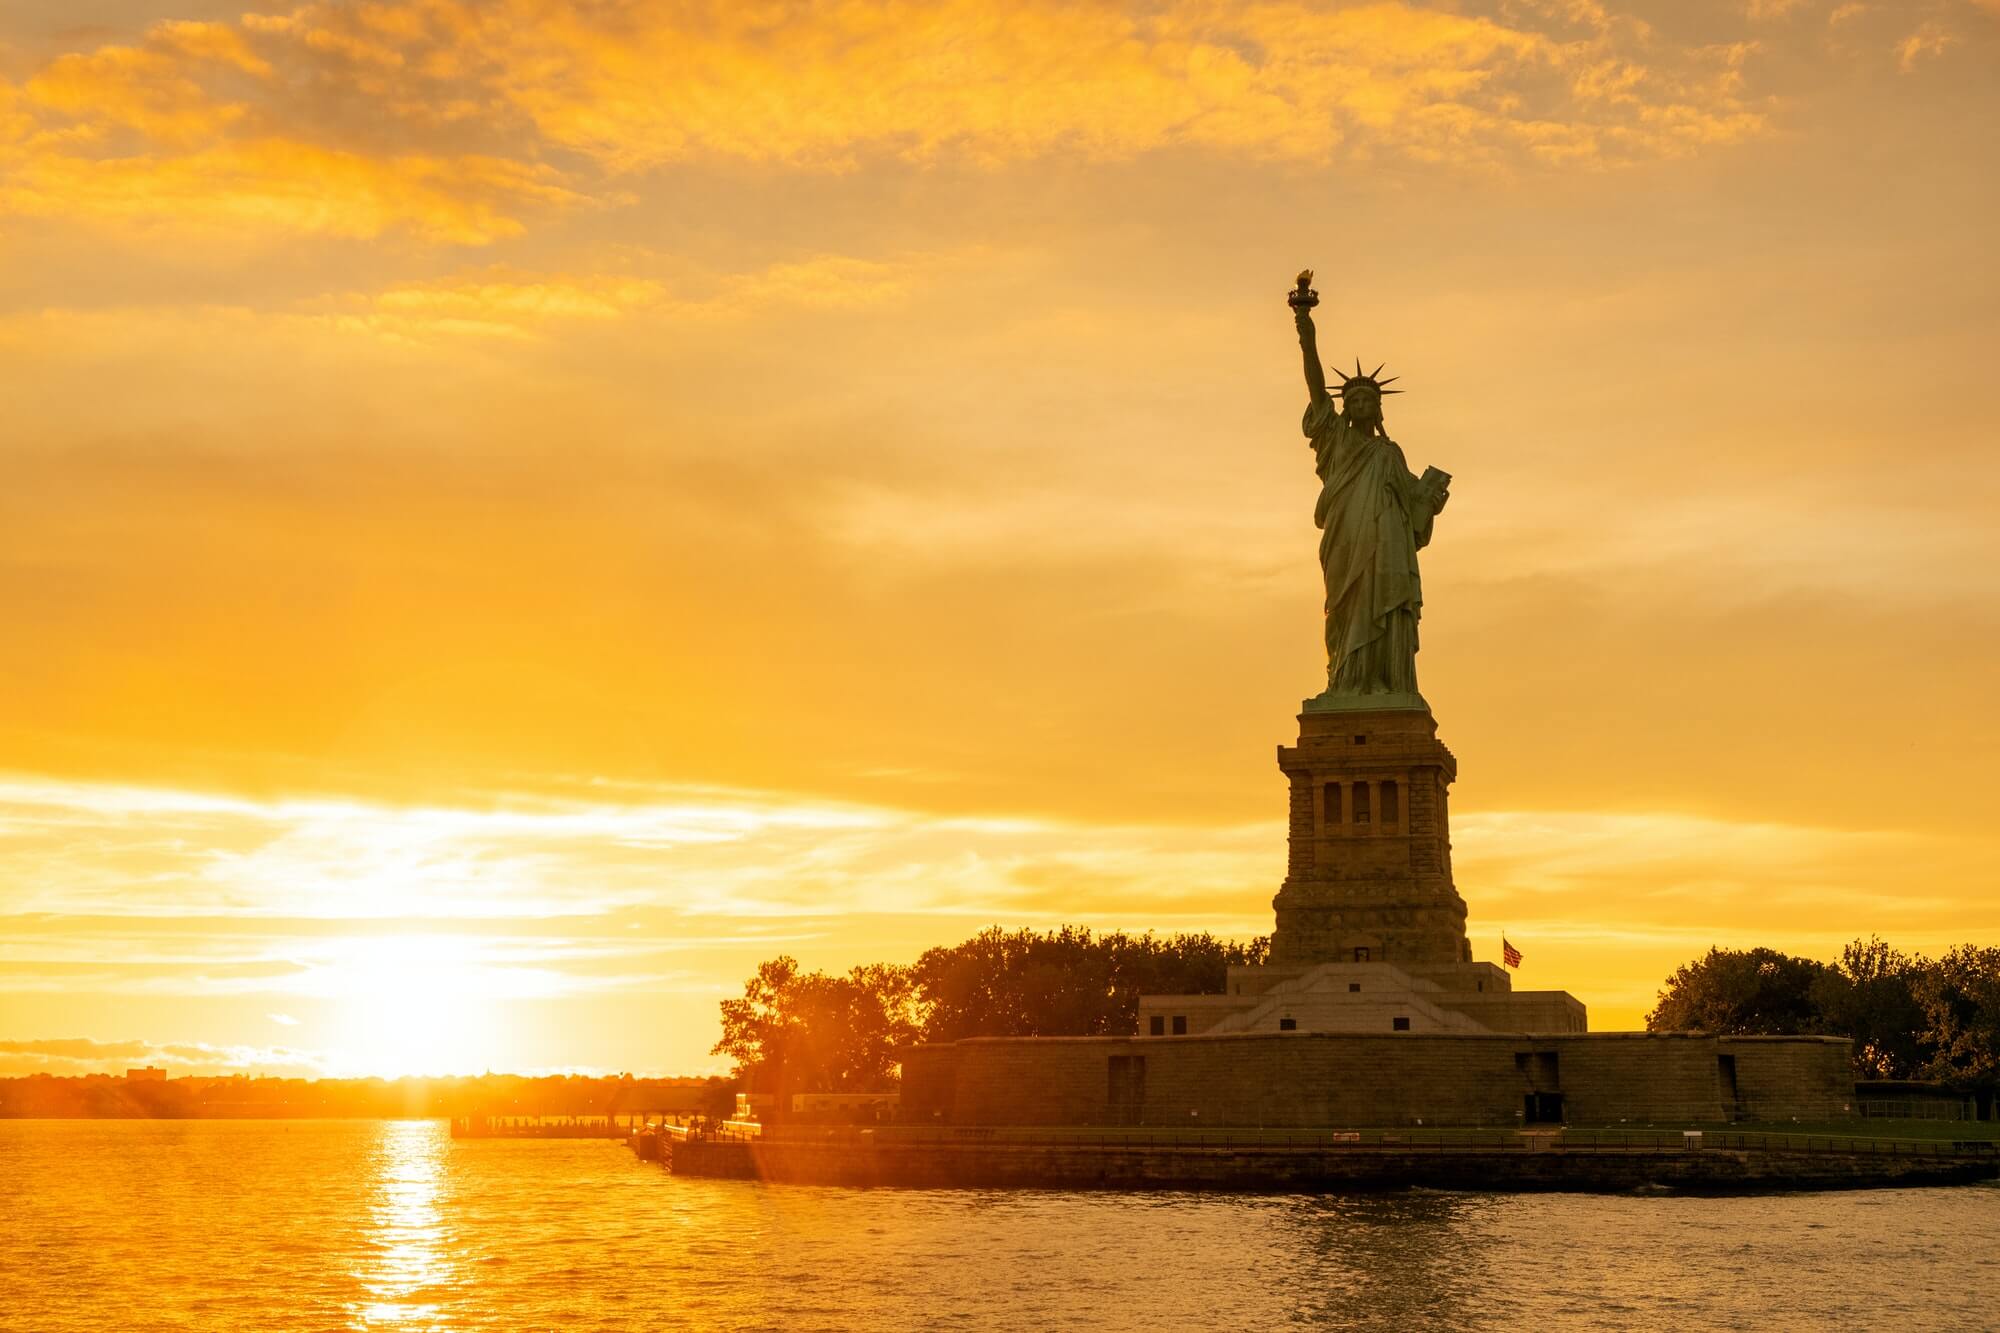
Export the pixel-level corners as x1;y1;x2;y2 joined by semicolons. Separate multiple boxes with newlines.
1303;394;1439;695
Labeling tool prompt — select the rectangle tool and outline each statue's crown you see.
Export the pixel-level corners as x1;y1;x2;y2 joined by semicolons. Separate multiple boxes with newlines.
1333;359;1401;395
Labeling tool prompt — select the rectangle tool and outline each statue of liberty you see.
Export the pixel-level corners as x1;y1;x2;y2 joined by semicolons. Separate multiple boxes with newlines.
1289;270;1451;710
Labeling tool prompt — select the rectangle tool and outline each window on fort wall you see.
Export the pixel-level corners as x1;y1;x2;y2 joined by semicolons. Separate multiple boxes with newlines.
1393;1016;1411;1031
1353;783;1371;824
1323;782;1340;826
1149;1016;1165;1036
1279;1018;1297;1031
1381;780;1399;824
1171;1016;1187;1036
1353;946;1370;962
1348;982;1361;993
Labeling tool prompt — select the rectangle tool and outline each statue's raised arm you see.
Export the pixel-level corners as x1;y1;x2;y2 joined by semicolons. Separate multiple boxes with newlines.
1289;270;1328;403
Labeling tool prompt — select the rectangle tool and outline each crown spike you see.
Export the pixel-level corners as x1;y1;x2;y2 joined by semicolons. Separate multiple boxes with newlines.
1376;376;1399;386
1372;363;1385;379
1355;358;1365;378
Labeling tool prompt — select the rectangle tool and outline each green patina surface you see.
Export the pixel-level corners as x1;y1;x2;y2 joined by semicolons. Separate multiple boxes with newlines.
1290;276;1450;705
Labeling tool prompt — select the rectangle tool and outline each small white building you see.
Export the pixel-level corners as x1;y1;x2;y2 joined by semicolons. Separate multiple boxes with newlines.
1138;961;1586;1037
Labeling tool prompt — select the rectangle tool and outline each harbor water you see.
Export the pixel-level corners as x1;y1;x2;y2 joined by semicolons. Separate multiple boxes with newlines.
3;1119;1996;1331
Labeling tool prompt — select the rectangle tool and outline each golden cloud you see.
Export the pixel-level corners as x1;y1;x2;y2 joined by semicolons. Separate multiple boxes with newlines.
26;39;252;144
0;1;1788;245
0;11;567;243
1897;19;1958;69
428;0;1769;170
0;137;577;243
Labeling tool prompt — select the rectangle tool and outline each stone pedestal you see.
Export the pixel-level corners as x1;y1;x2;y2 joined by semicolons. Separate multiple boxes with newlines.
1269;705;1471;967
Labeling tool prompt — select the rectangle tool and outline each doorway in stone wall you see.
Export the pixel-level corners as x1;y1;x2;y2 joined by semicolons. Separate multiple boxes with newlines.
1108;1055;1146;1126
1717;1053;1743;1121
1523;1092;1565;1124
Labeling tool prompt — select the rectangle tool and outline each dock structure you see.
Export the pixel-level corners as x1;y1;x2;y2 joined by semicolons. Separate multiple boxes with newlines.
454;1083;719;1140
451;1112;670;1140
624;1114;759;1161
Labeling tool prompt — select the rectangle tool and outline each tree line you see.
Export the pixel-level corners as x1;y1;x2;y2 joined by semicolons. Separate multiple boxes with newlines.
718;929;2000;1098
1646;938;2000;1088
712;926;1267;1097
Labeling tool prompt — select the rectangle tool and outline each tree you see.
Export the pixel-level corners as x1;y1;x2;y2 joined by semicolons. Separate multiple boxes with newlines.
1647;938;2000;1097
1811;937;1930;1078
712;957;920;1098
912;926;1268;1042
1913;945;2000;1091
1645;947;1829;1035
913;926;1111;1041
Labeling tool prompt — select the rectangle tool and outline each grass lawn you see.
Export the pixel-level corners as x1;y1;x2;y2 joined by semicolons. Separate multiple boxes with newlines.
1730;1118;2000;1141
879;1121;1999;1147
1554;1119;2000;1144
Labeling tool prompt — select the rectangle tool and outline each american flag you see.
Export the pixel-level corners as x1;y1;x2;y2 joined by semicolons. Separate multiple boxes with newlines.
1502;937;1522;969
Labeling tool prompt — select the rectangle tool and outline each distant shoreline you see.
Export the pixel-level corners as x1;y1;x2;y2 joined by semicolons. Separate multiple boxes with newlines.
0;1071;727;1121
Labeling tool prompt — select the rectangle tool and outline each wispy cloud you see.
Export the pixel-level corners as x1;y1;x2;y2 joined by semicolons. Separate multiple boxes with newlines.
294;251;952;343
0;139;579;244
3;773;1993;1066
0;1035;328;1077
1896;19;1958;69
0;773;1266;926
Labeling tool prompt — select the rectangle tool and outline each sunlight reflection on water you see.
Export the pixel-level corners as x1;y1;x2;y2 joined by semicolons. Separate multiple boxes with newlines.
356;1122;454;1329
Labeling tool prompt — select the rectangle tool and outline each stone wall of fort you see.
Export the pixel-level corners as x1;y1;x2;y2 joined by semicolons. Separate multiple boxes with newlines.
900;1031;1853;1128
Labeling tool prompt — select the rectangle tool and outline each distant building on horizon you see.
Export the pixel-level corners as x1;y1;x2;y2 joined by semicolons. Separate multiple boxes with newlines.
126;1066;167;1082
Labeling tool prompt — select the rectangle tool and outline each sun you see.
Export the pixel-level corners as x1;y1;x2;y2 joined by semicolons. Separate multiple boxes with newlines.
321;935;513;1078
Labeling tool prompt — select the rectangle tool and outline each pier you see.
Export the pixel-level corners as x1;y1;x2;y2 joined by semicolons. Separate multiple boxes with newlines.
452;1113;653;1140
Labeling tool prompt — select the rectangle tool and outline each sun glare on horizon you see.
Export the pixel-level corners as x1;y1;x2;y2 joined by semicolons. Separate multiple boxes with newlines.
321;937;517;1079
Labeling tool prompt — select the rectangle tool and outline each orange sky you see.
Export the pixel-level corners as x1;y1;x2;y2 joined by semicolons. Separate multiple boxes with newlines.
3;0;1997;1077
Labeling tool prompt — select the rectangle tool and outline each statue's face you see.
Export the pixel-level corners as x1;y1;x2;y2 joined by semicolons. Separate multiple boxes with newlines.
1344;387;1381;424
